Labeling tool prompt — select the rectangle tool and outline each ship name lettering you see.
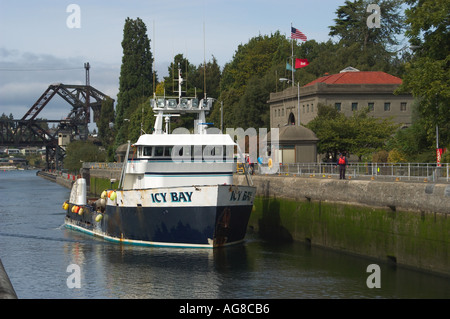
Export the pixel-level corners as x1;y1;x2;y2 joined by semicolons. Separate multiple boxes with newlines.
151;193;167;203
151;192;193;203
230;190;252;202
170;191;193;202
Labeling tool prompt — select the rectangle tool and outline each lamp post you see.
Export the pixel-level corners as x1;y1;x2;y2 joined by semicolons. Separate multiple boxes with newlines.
279;78;300;126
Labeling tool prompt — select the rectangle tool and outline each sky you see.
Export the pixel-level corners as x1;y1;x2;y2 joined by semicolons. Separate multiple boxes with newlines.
0;0;367;122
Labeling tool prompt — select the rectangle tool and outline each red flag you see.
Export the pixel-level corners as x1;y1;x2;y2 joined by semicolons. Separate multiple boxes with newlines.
437;148;444;166
295;58;309;69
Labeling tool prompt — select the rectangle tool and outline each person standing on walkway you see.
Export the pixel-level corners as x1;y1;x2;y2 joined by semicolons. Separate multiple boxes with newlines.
336;153;348;180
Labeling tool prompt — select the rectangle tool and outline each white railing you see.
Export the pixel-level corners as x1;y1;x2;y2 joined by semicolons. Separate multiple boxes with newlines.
255;162;450;182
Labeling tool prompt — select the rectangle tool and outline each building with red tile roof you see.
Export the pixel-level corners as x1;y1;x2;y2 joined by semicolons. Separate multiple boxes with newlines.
267;67;414;163
304;68;403;86
269;67;413;129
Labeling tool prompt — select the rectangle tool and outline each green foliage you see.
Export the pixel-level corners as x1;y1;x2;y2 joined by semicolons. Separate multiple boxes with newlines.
97;97;115;139
115;17;154;147
64;140;107;173
305;104;350;160
398;0;450;148
307;104;398;161
329;0;404;49
210;32;290;129
127;96;155;142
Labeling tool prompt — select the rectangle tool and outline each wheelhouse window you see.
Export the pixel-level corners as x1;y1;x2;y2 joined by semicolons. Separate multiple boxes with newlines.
164;146;172;157
143;146;153;157
154;146;164;157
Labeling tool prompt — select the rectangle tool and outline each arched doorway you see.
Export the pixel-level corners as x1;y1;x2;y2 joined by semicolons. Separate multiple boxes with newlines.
288;112;295;125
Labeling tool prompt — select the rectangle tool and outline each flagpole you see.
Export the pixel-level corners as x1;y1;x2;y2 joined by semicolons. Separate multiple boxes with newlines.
291;22;294;87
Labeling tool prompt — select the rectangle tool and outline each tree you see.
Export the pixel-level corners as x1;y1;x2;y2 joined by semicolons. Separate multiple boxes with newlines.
97;98;115;143
307;104;398;161
397;0;450;149
115;17;154;146
97;97;116;161
349;108;399;161
306;104;353;161
64;140;107;173
328;0;405;74
194;56;222;100
127;96;154;142
215;32;291;129
164;54;197;97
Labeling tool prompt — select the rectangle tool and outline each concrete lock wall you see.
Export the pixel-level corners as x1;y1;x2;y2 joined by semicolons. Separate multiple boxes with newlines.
234;175;450;276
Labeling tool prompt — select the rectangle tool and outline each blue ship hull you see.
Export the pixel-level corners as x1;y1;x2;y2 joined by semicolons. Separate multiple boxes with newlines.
65;204;252;248
64;185;255;248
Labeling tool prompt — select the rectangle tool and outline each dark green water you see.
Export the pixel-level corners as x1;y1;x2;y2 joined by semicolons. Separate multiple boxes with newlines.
0;170;449;299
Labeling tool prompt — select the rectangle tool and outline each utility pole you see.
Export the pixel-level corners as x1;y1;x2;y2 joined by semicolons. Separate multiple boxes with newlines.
84;62;90;139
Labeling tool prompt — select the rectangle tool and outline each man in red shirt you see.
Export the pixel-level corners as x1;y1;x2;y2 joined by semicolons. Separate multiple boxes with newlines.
336;153;348;180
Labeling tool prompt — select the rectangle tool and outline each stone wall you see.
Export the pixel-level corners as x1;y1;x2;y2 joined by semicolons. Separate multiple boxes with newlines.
235;175;450;276
234;175;450;214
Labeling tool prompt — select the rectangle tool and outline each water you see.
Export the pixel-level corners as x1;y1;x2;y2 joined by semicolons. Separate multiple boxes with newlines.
1;170;449;299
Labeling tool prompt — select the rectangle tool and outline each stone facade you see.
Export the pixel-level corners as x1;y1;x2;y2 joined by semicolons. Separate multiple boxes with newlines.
268;70;414;129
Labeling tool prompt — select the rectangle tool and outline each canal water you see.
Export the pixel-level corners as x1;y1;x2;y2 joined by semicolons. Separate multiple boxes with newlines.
1;170;449;299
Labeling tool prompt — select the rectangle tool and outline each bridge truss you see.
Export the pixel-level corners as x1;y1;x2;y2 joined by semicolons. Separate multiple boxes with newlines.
0;81;114;170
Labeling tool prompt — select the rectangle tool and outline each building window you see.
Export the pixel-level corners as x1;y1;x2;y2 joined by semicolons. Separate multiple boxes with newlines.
335;103;341;111
307;104;309;113
384;102;391;111
282;108;284;116
352;102;358;111
311;103;314;113
368;102;374;111
274;110;277;117
400;102;407;111
303;105;305;113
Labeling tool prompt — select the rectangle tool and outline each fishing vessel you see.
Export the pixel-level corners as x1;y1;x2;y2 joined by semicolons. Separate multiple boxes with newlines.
63;68;256;248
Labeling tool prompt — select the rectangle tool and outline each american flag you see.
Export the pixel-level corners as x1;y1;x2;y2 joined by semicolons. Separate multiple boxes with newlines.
291;27;307;41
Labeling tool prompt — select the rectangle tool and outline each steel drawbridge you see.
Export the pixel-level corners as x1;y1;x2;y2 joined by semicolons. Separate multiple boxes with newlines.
0;78;114;170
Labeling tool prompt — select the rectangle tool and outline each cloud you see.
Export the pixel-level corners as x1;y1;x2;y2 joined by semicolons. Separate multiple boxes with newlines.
0;48;120;120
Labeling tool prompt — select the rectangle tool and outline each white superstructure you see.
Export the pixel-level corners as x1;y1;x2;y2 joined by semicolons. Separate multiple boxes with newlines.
120;66;249;190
